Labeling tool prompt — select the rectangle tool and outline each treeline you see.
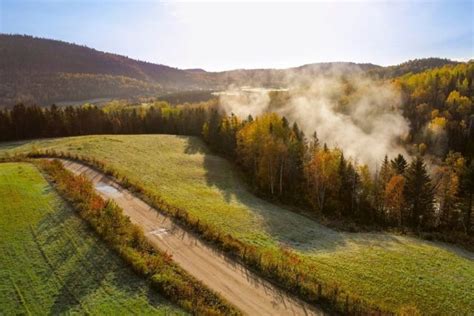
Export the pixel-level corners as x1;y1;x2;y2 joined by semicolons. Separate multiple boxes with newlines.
37;159;239;316
157;90;216;105
203;112;474;240
1;100;473;241
0;102;208;142
369;58;459;79
0;72;162;108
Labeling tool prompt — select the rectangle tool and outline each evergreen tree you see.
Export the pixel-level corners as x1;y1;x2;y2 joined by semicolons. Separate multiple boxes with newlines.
374;155;392;222
380;155;392;184
337;153;349;217
404;157;435;229
307;131;320;157
347;162;361;218
287;122;306;200
460;160;474;234
391;154;408;175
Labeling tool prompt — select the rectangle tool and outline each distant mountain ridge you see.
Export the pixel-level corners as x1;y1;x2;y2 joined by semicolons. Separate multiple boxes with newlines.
369;58;460;78
0;34;206;88
0;34;461;106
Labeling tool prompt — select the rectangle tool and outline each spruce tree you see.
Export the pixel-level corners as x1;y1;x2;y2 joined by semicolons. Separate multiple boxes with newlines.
380;155;392;185
404;157;435;229
375;155;392;222
391;154;408;175
460;160;474;233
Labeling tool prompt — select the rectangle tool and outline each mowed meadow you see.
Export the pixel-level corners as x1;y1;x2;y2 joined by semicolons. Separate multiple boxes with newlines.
1;135;474;314
0;162;185;315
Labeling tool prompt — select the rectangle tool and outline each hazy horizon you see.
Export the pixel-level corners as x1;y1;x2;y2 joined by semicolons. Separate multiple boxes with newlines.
1;0;472;72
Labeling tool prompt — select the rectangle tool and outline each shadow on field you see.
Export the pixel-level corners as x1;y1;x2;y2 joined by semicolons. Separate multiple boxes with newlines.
183;136;236;203
34;200;169;314
0;137;63;154
0;139;33;151
183;137;402;254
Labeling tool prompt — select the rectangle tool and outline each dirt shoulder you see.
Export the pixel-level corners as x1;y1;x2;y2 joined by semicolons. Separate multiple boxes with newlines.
60;159;323;316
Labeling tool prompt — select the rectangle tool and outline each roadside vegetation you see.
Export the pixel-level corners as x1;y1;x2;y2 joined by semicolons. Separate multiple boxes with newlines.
3;135;473;314
36;159;239;316
0;162;185;315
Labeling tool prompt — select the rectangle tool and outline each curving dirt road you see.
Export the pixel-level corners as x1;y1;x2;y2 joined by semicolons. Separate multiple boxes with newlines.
58;159;323;316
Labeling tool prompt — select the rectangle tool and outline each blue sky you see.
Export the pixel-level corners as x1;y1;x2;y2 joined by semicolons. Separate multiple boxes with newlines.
1;0;472;71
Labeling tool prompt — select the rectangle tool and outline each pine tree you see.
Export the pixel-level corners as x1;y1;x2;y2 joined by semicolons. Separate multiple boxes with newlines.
380;155;392;184
391;154;408;175
337;153;350;217
347;162;361;218
460;160;474;233
287;122;306;200
309;131;320;154
404;157;435;229
375;155;392;222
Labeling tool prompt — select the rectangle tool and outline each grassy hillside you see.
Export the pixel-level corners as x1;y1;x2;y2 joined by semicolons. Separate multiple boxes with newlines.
1;135;474;314
0;162;185;315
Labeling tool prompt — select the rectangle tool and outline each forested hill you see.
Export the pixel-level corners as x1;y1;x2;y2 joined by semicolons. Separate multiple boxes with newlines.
0;34;462;106
369;58;461;78
0;34;218;106
0;34;209;87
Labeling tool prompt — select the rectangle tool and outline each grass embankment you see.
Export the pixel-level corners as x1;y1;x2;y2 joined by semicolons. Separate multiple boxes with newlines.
0;162;184;315
36;159;239;316
2;135;474;314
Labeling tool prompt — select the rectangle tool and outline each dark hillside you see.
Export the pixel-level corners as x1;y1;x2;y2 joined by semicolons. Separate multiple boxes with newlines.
0;35;215;106
0;35;461;106
0;34;204;87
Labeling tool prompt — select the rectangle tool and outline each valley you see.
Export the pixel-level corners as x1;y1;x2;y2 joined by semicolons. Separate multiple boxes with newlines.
1;3;473;313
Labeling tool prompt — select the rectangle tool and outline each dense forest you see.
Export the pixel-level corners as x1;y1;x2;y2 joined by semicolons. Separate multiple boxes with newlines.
369;58;460;79
1;72;162;106
397;63;474;156
0;35;213;105
1;61;473;247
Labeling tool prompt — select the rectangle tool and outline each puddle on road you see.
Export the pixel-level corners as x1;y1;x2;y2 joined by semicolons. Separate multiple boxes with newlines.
149;228;169;239
95;183;122;197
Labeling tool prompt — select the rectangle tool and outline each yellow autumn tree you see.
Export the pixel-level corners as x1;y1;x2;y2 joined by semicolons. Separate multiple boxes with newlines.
384;175;406;226
435;152;465;227
305;148;341;213
236;113;292;196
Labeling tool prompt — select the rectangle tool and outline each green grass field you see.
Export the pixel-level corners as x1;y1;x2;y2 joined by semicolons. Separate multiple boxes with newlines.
0;162;185;315
2;135;474;314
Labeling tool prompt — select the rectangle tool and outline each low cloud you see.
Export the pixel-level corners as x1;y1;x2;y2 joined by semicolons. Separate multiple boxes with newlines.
218;66;410;168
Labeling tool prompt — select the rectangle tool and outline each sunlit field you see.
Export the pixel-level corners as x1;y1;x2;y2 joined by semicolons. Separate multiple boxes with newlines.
0;162;184;315
1;135;473;314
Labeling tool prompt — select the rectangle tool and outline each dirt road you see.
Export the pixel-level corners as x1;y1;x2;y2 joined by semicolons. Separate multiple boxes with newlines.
59;159;323;316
